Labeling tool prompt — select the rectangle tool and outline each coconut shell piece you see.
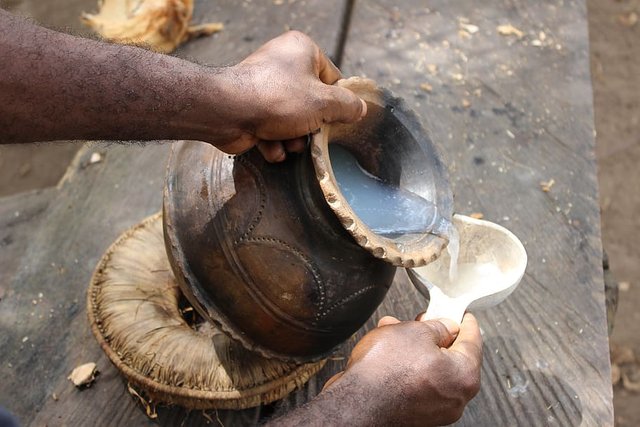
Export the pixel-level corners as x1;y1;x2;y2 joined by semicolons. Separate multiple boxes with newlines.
87;213;325;410
68;362;99;387
82;0;223;53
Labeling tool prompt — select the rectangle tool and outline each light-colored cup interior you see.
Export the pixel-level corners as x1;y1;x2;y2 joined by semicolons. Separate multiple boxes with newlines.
408;214;527;320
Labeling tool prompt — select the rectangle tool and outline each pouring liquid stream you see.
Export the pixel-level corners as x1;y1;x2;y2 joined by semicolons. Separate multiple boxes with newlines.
330;144;462;280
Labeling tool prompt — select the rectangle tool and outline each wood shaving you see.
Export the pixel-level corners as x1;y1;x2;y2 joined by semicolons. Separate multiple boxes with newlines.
540;179;555;192
52;393;59;402
462;99;471;108
497;24;524;38
460;23;479;34
419;82;433;93
427;64;438;75
89;152;103;164
611;344;636;365
612;363;621;385
18;163;31;177
68;362;98;387
619;281;630;292
82;0;223;53
202;411;214;423
618;12;638;28
127;383;158;419
623;372;640;392
470;212;484;219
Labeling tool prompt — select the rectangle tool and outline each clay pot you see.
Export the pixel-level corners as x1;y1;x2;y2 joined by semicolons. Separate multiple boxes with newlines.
163;78;453;361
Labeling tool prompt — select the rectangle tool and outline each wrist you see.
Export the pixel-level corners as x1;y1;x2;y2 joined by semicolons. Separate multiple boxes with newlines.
162;64;243;144
271;371;391;427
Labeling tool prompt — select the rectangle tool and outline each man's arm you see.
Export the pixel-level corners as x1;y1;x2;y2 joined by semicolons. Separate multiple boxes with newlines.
271;314;483;426
0;9;365;162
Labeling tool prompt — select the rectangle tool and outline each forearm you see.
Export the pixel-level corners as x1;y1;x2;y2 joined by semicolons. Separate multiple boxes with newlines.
0;9;239;144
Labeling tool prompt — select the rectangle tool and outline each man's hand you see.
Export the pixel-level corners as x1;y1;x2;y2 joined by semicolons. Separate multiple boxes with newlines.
272;314;483;426
213;31;367;162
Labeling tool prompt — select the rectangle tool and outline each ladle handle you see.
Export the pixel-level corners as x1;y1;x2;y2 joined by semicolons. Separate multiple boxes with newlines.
421;294;468;325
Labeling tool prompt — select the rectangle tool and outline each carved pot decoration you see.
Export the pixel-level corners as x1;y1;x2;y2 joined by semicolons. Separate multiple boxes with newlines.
163;77;453;361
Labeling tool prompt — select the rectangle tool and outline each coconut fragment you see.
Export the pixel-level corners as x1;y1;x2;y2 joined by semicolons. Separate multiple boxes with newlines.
68;362;98;387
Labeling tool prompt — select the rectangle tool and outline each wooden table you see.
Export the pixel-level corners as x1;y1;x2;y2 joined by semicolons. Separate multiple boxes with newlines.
0;0;613;425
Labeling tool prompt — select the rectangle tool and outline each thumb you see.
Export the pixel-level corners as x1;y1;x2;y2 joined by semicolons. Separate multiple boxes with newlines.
322;371;344;391
321;85;367;124
422;318;460;348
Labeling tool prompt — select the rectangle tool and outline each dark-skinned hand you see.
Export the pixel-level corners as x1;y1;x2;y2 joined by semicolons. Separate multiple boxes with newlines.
215;30;367;162
272;314;482;426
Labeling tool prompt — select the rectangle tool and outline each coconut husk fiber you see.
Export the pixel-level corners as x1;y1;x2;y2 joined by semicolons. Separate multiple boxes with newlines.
82;0;223;53
87;213;325;410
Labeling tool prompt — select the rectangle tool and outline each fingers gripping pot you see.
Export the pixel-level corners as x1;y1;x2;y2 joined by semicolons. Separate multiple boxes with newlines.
163;77;453;361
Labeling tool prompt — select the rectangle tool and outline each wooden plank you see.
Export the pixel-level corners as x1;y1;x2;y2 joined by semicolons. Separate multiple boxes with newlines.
333;0;612;425
177;0;350;65
0;188;56;299
0;1;348;426
0;145;170;427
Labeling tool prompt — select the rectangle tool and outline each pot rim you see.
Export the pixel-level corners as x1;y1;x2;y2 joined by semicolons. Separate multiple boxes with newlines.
310;77;450;268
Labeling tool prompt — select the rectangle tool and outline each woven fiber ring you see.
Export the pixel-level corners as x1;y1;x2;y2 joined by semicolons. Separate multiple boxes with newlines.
87;213;325;410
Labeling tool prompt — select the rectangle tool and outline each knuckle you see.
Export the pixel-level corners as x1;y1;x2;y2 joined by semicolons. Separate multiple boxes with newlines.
452;358;481;399
282;30;310;45
443;405;466;425
314;92;332;112
429;353;450;372
461;372;481;399
285;29;306;39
